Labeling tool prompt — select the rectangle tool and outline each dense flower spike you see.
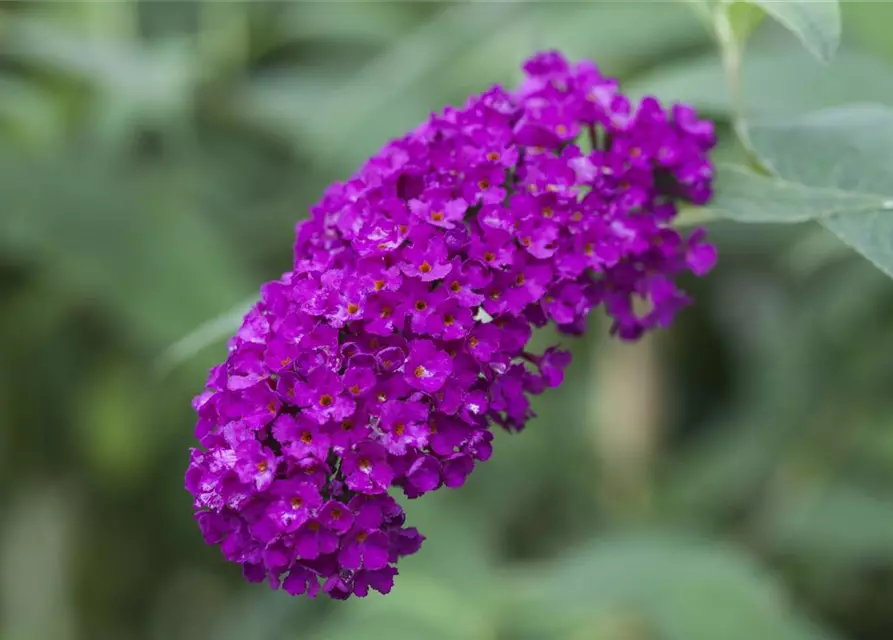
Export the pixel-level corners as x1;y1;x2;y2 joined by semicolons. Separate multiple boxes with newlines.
186;51;717;599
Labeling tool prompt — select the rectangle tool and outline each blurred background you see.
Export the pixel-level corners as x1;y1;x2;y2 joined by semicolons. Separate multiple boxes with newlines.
3;2;893;639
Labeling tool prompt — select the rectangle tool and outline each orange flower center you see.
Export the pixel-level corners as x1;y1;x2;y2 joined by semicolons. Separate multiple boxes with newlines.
319;394;334;407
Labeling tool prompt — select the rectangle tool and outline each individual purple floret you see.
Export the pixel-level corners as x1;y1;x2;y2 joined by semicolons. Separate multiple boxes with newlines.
186;50;716;600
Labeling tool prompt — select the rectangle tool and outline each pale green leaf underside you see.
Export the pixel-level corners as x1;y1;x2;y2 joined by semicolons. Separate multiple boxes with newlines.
745;0;841;62
709;163;892;223
628;50;893;119
747;104;893;277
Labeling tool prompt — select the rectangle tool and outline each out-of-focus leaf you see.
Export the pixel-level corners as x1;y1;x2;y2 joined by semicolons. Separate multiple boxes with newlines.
761;482;893;563
311;574;494;640
628;50;893;117
659;281;816;517
149;570;231;640
725;1;766;46
843;1;893;62
0;152;255;346
278;2;422;44
0;76;66;147
708;163;892;223
237;2;709;173
743;0;840;62
396;496;496;588
156;295;254;376
1;487;75;640
747;104;893;277
524;1;709;76
76;358;153;483
235;3;521;169
786;226;851;277
212;585;320;640
3;15;197;109
510;533;837;640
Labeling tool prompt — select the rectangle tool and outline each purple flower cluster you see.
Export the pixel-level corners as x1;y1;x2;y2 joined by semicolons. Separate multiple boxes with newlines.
186;51;716;600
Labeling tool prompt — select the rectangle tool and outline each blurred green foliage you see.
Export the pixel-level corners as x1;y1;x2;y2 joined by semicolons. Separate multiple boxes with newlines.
3;2;893;639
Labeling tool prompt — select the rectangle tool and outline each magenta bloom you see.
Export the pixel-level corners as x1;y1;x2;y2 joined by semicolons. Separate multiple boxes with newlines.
186;50;716;600
404;340;453;393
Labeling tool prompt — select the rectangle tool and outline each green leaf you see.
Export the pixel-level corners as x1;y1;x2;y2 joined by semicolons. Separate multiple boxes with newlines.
155;295;255;376
762;482;893;563
0;152;255;347
76;359;154;483
1;487;76;640
726;1;766;46
236;2;708;171
628;50;893;118
311;575;494;640
746;104;893;276
745;0;841;62
3;14;198;111
708;163;891;223
511;533;836;640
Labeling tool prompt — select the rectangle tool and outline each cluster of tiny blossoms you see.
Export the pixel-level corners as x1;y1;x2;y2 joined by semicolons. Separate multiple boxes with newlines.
186;51;717;600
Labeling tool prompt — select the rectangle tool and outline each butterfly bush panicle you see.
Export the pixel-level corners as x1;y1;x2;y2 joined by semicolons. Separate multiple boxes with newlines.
185;51;717;600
